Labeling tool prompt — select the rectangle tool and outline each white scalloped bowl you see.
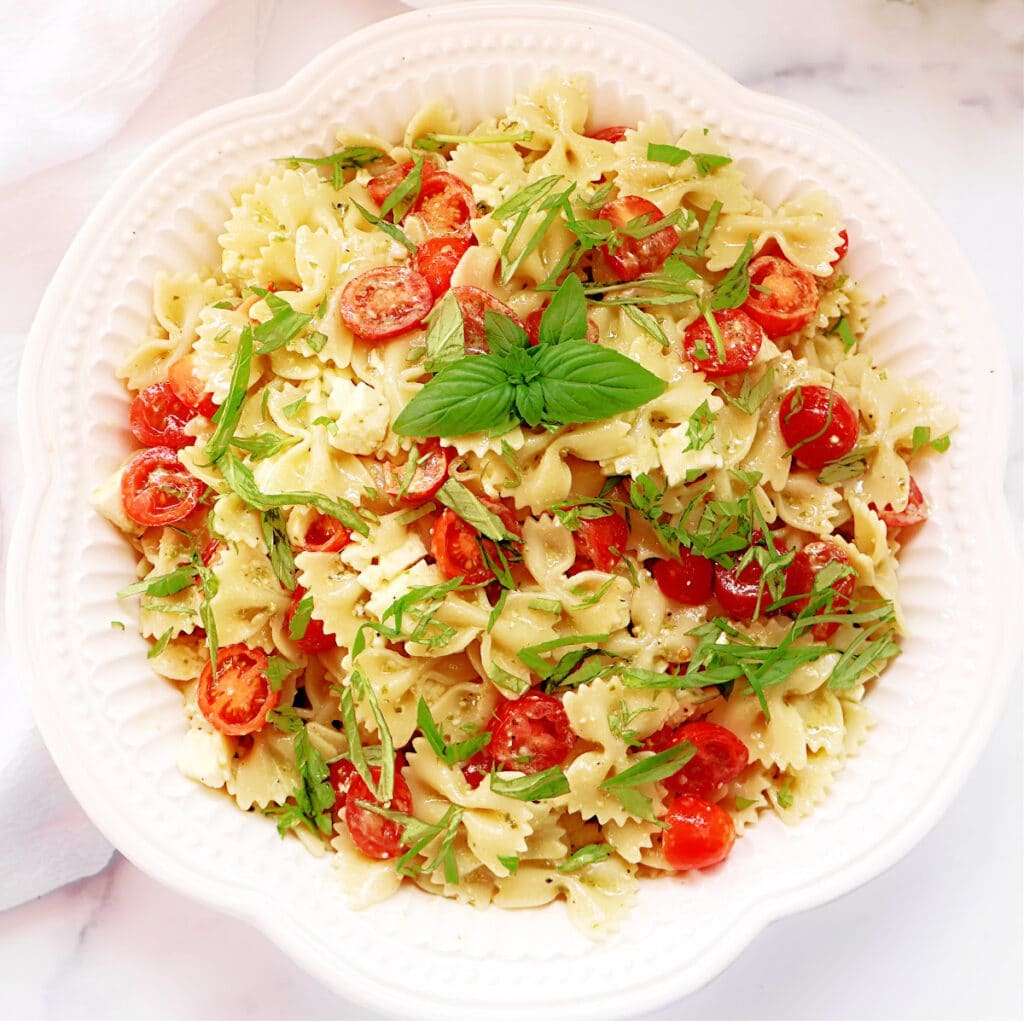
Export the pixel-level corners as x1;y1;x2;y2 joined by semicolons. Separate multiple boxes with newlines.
7;4;1017;1019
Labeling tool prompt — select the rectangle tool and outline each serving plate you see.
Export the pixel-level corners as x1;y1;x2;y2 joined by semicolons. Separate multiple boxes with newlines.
7;3;1017;1018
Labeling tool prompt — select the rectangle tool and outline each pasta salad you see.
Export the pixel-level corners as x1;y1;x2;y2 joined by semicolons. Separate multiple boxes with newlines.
96;79;953;933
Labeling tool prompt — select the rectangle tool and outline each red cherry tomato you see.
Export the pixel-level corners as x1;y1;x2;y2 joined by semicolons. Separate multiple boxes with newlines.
786;540;855;640
661;794;736;870
597;196;678;282
167;355;219;419
741;255;819;338
683;308;764;378
588;125;629;143
411;171;475;237
645;720;749;798
201;538;225;568
366;160;437;213
714;536;789;620
872;475;928;529
339;265;433;342
779;385;860;469
573;513;629;573
329;758;357;813
386;438;454;504
416;235;474;298
197;644;278;737
120;446;204;526
461;750;491;789
344;766;414;859
487;692;574;774
651;553;715;605
302;514;352;553
431;498;521;584
451;285;523;356
524;305;599;346
284;586;337;654
129;381;198;449
830;229;850;266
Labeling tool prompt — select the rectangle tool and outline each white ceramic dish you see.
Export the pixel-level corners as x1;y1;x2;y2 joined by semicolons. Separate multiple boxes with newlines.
7;4;1018;1019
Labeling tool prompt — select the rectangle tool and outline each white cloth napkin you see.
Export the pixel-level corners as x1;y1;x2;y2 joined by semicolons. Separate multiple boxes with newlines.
0;0;434;914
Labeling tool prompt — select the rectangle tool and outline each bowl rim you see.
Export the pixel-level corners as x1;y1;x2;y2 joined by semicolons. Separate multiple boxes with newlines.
7;3;1020;1018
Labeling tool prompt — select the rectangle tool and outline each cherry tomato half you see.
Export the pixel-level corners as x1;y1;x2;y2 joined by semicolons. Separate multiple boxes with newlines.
573;512;629;573
197;644;278;737
524;305;599;346
488;692;574;774
872;475;928;529
431;497;521;584
385;437;454;504
284;586;337;654
461;750;491;790
597;195;678;282
416;235;474;299
451;285;523;356
651;553;715;605
779;385;860;469
830;229;850;266
742;255;819;338
645;720;749;798
587;125;629;143
302;514;352;553
411;171;475;237
129;381;198;449
786;540;855;640
366;160;436;214
345;766;414;860
339;265;433;342
167;355;219;420
662;794;736;870
713;536;789;621
120;446;205;526
683;308;764;378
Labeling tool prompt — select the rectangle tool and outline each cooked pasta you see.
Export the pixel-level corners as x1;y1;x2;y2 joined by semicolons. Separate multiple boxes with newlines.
96;78;951;937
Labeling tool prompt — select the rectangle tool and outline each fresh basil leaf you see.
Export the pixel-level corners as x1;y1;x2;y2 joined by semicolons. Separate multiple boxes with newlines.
497;854;520;874
229;432;299;461
538;274;588;346
424;289;466;371
435;478;519;541
280;145;384;189
528;597;563;615
351;199;417;255
816;444;877;485
532;340;667;425
825;315;857;351
147;628;173;659
266;655;301;692
392;355;516;437
692;153;733;176
484;310;530;357
117;564;195;599
261;508;296;591
490;766;570;801
556;843;614;873
487;661;531;696
216;451;368;536
622;304;669;347
491;174;563;220
647;142;691;166
380;155;424;221
710;237;755;310
487;589;508;632
416;698;492;767
518;633;610;680
306;330;328;354
735;795;757;811
413;129;533;151
600;741;696;790
911;425;951;456
253;293;313;355
205;325;254;462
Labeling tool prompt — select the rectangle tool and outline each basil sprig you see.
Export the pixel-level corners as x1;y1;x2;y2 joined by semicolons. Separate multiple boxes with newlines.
393;276;666;438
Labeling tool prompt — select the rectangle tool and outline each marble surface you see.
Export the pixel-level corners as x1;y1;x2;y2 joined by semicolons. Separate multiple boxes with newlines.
1;0;1021;1018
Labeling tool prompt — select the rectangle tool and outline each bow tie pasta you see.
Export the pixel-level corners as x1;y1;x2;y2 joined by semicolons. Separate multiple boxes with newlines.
96;77;953;937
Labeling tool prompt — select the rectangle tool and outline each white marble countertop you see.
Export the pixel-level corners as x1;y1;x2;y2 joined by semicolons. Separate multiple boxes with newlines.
1;1;1021;1019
